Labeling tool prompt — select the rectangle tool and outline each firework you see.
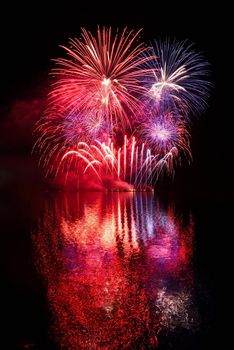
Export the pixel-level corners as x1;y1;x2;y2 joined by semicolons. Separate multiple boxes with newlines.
50;27;152;131
58;137;157;189
136;107;191;179
139;111;190;153
138;118;190;178
33;28;211;190
144;39;211;117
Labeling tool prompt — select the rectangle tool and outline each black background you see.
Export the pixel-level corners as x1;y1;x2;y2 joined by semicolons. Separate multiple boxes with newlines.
0;2;232;349
0;3;231;196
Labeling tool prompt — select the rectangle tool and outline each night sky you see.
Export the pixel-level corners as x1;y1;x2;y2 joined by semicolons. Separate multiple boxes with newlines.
0;3;232;202
0;4;230;197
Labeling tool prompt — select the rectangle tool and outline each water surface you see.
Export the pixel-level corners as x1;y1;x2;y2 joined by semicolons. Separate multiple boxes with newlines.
32;192;199;349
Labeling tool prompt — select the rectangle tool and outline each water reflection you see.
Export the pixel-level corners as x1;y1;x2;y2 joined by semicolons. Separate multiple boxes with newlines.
32;192;198;349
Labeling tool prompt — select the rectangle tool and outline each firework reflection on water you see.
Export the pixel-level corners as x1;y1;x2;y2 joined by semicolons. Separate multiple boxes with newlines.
32;192;199;349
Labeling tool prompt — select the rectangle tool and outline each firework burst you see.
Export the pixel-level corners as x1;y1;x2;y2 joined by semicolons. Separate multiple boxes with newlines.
33;28;211;190
138;110;191;159
50;27;152;131
145;39;211;117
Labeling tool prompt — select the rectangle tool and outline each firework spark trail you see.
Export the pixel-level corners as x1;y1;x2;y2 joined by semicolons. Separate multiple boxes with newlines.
124;134;127;181
138;111;191;159
50;27;153;131
57;137;162;189
135;145;138;185
130;136;136;184
144;39;211;117
140;143;145;186
55;130;190;189
33;27;210;190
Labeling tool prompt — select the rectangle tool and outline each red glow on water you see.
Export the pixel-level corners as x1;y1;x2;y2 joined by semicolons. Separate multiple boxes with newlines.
33;193;196;349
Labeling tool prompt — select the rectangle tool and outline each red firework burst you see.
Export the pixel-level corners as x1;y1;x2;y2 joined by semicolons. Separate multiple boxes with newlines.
50;27;152;130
